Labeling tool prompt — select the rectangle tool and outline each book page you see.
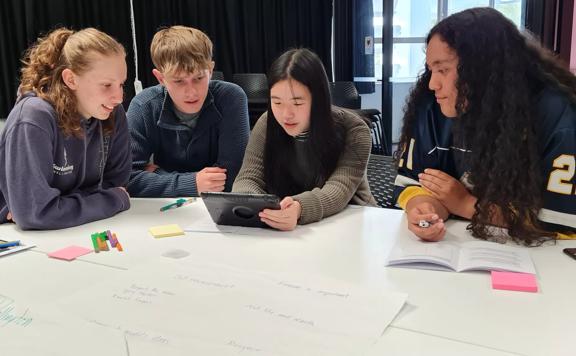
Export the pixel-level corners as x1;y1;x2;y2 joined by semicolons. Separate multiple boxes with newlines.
387;240;461;271
457;241;536;274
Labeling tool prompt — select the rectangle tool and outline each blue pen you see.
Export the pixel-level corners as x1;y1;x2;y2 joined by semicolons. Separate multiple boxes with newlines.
0;240;20;249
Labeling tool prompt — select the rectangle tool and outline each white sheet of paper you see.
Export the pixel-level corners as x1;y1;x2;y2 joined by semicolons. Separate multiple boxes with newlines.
59;259;407;355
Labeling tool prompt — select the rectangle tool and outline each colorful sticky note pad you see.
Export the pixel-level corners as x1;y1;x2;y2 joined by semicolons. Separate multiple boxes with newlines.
491;271;538;293
48;246;93;261
149;224;185;238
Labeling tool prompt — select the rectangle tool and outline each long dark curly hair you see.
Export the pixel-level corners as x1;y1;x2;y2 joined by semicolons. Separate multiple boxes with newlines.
397;8;576;245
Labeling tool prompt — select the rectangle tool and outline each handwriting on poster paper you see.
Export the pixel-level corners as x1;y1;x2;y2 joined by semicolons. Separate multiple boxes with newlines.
89;319;170;345
112;284;175;304
226;340;263;353
0;294;34;328
174;274;236;289
245;304;315;327
277;281;350;299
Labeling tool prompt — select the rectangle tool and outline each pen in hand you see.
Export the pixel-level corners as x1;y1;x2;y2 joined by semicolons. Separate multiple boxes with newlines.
418;220;432;228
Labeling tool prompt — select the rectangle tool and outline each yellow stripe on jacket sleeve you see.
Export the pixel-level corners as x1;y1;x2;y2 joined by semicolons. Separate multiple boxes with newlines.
557;232;576;240
397;186;432;210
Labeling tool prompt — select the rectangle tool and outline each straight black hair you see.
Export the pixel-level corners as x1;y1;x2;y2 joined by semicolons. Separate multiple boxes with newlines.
263;48;345;197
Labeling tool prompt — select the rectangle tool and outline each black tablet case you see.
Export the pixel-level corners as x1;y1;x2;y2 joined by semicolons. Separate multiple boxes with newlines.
201;192;281;228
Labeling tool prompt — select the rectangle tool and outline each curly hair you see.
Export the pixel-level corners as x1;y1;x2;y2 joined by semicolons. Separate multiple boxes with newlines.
397;8;576;246
19;27;125;137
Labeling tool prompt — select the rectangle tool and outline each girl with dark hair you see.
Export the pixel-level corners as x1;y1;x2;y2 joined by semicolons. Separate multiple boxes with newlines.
395;7;576;245
233;48;376;231
0;28;131;230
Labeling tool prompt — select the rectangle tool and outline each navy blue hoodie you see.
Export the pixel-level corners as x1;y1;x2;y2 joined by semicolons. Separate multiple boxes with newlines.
0;94;131;230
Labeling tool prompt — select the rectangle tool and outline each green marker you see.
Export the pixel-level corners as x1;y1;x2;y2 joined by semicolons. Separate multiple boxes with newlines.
160;198;195;212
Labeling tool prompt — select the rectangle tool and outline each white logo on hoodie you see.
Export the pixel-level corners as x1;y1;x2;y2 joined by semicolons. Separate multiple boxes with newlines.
53;148;74;175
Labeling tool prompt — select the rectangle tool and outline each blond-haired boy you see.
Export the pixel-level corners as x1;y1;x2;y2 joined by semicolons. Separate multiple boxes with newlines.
127;26;249;197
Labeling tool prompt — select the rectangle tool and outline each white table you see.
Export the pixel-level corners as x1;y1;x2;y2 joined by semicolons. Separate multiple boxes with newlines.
1;198;574;355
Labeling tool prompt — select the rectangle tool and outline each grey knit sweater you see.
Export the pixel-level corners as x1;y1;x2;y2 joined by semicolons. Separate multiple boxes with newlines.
232;108;377;224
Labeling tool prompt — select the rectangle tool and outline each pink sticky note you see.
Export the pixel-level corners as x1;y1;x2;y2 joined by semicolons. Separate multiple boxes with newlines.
48;246;93;261
491;271;538;293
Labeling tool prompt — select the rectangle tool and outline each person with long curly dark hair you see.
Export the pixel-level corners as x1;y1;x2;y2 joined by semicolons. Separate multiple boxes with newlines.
233;48;376;231
394;7;576;245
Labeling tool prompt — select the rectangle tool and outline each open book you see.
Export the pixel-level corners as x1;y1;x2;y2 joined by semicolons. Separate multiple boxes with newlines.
386;240;536;274
0;240;36;258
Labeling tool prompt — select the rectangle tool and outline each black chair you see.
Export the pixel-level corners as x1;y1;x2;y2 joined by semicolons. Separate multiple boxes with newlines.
362;109;389;155
211;70;225;81
366;154;398;209
232;73;269;128
329;81;361;109
329;81;389;155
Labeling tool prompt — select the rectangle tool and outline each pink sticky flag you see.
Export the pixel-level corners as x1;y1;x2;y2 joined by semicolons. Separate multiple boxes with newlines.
491;271;538;293
48;246;93;261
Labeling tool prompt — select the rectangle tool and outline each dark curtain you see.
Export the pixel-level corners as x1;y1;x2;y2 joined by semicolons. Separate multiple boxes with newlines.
0;1;26;118
0;0;333;118
381;0;393;154
557;0;574;66
333;0;354;81
0;0;134;118
525;0;573;67
525;0;558;50
333;0;375;94
132;0;333;90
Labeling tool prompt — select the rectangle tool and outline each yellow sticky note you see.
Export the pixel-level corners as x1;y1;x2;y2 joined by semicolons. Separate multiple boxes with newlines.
149;224;185;238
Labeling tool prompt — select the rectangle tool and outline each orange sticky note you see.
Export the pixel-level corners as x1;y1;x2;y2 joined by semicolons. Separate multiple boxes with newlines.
48;246;93;261
491;271;538;293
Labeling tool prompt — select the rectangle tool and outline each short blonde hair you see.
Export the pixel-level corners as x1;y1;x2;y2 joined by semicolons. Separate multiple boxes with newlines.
150;26;213;75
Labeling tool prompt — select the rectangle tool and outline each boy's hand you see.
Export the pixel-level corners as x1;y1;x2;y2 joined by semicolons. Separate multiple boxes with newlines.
196;167;227;193
145;163;159;173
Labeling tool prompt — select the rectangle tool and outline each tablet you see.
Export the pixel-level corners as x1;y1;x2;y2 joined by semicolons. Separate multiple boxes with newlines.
200;192;281;228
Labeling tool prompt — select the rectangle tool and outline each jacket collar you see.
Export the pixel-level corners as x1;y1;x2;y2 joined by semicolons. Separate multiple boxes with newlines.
157;85;216;131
